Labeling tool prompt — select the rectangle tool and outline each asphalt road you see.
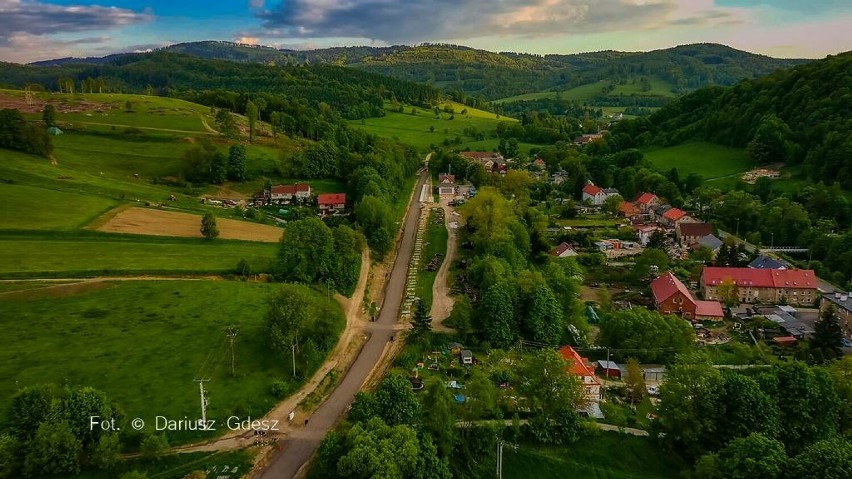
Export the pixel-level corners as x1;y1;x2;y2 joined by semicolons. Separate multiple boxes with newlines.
257;169;428;479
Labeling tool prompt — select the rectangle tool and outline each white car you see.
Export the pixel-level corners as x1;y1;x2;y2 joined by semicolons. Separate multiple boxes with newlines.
646;386;659;396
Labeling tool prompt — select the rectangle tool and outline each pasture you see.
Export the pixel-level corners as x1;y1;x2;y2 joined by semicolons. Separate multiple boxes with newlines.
0;233;277;277
0;280;344;444
495;76;676;104
643;142;753;180
95;206;284;242
502;433;685;479
349;101;521;152
0;184;116;230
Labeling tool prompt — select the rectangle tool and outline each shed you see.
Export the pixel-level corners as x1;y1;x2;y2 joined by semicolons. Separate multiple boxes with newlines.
460;349;474;365
641;365;667;382
773;336;798;347
595;360;622;378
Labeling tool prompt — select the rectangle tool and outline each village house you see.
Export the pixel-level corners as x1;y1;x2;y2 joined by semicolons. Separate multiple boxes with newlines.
532;157;547;170
437;173;456;196
696;234;723;255
676;222;713;246
550;242;578;258
635;225;660;246
459;151;504;170
581;184;607;205
651;271;724;321
317;193;346;215
660;207;694;226
619;201;641;220
268;183;312;204
749;255;788;270
634;192;660;212
821;292;852;340
559;345;603;410
701;267;818;306
574;133;603;145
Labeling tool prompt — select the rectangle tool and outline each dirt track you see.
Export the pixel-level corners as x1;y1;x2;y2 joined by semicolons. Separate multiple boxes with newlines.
431;198;459;333
94;207;283;242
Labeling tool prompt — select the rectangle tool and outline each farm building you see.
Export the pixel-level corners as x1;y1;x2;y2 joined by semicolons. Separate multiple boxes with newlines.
634;192;660;212
595;360;623;379
676;222;713;245
651;271;723;321
660;207;694;226
582;183;606;205
821;292;852;340
269;183;312;204
749;255;787;270
550;242;578;258
437;173;456;196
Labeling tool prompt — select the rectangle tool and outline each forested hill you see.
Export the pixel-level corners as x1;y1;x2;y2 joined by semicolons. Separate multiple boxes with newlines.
614;51;852;188
1;52;441;119
28;41;806;102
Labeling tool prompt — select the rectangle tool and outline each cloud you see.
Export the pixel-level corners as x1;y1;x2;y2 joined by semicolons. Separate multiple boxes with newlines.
0;0;151;45
248;0;265;9
255;0;739;43
234;36;260;45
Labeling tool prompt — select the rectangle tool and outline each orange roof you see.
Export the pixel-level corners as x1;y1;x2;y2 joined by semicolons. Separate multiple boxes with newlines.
634;192;658;204
702;267;817;289
650;271;693;306
695;300;724;318
619;202;640;216
583;184;603;195
662;208;687;221
317;193;346;206
558;345;599;384
295;183;311;193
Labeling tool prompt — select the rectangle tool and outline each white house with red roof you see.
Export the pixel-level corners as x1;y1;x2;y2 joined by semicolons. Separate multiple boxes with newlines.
559;345;602;405
701;267;818;306
269;183;312;204
660;207;694;226
317;193;346;215
437;173;456;196
582;184;606;205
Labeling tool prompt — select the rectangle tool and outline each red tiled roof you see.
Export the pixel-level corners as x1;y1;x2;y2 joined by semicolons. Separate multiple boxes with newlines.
635;192;658;204
583;184;603;195
702;267;817;289
619;202;640;216
460;151;499;160
678;222;712;237
663;208;687;221
558;345;599;384
650;271;693;305
695;300;724;318
317;193;346;206
439;173;456;184
295;183;310;193
271;185;296;195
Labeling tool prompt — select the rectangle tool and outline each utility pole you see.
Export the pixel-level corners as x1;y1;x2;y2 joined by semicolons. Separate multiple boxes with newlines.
194;379;209;425
496;440;517;479
226;326;239;377
292;342;297;378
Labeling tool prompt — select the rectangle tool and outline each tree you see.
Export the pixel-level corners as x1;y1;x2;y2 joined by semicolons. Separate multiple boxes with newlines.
422;378;455;458
519;350;585;444
42;104;56;127
716;434;786;479
336;417;419;478
215;109;238;139
235;258;251;277
209;151;228;184
411;299;432;338
0;434;19;479
6;384;58;440
246;100;258;142
646;230;668;250
691;245;714;263
481;281;515;348
275;218;333;283
24;422;81;477
139;434;169;461
124;100;133;112
633;248;670;280
120;471;149;479
375;374;421;426
786;437;852;479
746;114;794;164
599;308;695;363
624;358;646;406
354;195;395;257
716;277;739;308
90;433;122;471
812;305;843;359
227;145;247;182
62;386;113;449
200;213;219;239
601;194;623;217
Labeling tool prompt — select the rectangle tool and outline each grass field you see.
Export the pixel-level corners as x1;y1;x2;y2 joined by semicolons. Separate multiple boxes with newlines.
643;142;753;180
415;207;449;309
0;233;277;277
495;77;676;104
67;450;253;479
503;433;686;479
0;280;343;444
0;184;117;230
349;101;526;152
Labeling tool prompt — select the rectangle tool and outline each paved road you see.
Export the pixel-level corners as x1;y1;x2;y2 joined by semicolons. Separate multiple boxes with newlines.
257;170;429;479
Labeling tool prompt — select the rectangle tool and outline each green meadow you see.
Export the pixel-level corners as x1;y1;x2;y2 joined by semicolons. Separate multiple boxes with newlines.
643;142;753;180
0;280;343;444
502;433;686;479
495;76;677;104
0;184;116;230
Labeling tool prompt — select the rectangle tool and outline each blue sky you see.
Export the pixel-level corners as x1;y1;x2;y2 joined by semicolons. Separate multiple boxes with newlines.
1;0;851;63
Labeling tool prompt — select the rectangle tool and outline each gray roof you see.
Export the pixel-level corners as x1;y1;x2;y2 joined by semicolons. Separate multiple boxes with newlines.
767;310;814;338
823;293;852;313
698;234;723;251
749;255;787;270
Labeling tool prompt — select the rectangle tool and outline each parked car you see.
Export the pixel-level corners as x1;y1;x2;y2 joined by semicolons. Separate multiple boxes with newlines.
646;386;659;396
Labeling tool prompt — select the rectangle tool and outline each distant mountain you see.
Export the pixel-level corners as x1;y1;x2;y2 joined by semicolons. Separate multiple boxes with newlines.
27;41;808;102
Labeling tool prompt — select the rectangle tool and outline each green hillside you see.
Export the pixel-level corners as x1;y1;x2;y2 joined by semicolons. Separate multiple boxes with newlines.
644;142;753;181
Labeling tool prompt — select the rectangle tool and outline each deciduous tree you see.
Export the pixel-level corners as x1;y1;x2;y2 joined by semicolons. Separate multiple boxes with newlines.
200;213;219;239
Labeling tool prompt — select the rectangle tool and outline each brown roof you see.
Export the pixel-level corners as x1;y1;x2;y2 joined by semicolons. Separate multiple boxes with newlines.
271;185;296;195
634;192;658;204
678;222;712;237
695;300;724;318
663;208;687;221
317;193;346;206
650;271;694;306
583;184;603;196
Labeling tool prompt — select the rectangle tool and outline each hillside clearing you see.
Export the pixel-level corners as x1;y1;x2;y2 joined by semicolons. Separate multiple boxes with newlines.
94;206;284;242
0;184;116;230
643;142;753;180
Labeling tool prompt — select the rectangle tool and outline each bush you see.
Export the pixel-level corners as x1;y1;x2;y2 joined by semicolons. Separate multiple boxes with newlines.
271;380;287;399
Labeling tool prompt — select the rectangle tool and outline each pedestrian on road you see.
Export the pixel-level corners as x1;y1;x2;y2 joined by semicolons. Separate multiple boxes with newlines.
304;419;309;426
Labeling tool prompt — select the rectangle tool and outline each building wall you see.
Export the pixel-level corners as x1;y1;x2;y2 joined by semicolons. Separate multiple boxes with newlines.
703;284;817;306
658;292;696;319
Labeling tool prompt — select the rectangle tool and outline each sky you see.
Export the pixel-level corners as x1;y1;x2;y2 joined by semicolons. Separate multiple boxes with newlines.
1;0;851;63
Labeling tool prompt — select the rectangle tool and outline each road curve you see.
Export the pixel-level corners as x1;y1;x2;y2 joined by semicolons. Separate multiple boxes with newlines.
256;169;429;479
